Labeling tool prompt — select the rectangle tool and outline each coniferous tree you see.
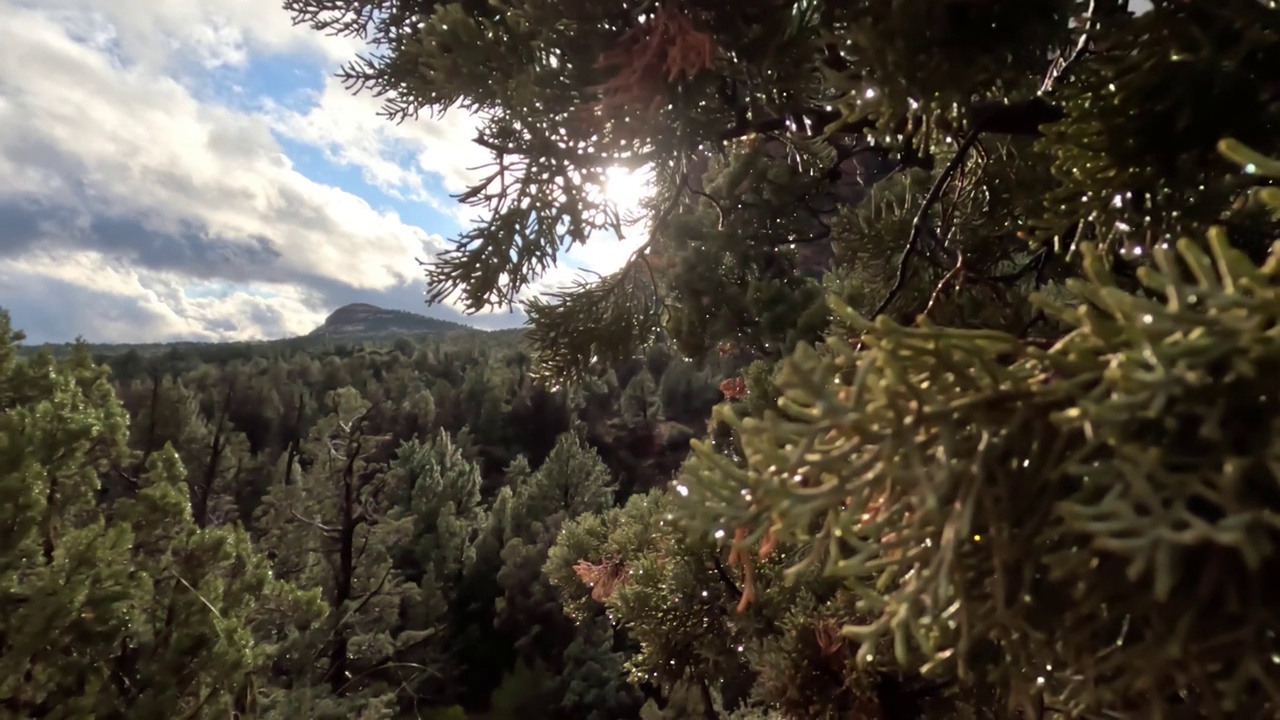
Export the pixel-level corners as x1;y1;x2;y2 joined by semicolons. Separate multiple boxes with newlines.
494;434;618;678
620;368;663;428
255;387;416;711
556;615;646;720
0;313;324;717
394;429;488;704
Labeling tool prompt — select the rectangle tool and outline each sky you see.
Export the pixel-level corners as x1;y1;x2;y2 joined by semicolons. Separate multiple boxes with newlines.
0;1;1155;347
0;0;648;344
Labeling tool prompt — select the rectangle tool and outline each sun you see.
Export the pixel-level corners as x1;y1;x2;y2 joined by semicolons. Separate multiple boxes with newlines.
601;165;654;224
568;165;656;276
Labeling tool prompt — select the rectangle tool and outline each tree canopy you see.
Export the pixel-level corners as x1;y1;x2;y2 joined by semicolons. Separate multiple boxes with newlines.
3;309;729;717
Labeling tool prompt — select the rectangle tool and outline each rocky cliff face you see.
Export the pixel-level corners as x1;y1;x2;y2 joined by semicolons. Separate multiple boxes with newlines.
309;303;471;338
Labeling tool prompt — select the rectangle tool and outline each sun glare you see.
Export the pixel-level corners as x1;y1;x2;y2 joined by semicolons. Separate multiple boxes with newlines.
568;165;656;276
602;165;654;224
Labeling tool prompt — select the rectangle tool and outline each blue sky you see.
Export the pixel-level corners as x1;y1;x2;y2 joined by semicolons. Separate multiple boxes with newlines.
0;0;640;344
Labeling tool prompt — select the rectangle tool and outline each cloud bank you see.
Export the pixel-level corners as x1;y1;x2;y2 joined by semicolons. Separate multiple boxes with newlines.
0;0;573;344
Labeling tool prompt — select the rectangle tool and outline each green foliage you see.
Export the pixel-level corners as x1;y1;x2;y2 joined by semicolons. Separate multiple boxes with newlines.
403;429;487;585
525;266;668;383
397;430;489;699
639;680;719;720
285;0;1135;380
548;490;740;689
283;0;1073;333
549;488;914;718
0;314;323;716
656;143;835;362
556;615;646;720
683;226;1280;716
824;145;1050;334
485;660;557;718
1039;0;1280;250
254;386;419;705
620;368;663;427
509;433;617;541
284;0;1280;713
495;433;618;663
0;301;731;717
423;704;471;720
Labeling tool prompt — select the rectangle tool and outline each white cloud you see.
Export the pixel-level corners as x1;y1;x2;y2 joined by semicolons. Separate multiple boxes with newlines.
0;252;325;343
9;0;359;71
0;4;509;342
517;230;649;308
263;75;492;222
0;8;444;289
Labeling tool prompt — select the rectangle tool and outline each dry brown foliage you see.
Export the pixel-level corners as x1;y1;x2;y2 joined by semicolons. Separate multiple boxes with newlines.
573;558;631;601
590;4;716;115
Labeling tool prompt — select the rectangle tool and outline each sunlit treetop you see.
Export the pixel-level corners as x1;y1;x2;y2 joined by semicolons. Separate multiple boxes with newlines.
287;0;1280;380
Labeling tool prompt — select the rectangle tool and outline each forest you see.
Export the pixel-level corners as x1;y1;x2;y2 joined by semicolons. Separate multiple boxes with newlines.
7;0;1280;718
2;312;745;718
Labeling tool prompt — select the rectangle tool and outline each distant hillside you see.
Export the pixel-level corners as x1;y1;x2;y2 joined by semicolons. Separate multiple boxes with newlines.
16;303;504;360
309;303;471;339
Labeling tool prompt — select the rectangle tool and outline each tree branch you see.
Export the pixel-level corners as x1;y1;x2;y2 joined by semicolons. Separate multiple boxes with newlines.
290;507;340;537
472;135;653;171
712;554;743;600
868;129;982;323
